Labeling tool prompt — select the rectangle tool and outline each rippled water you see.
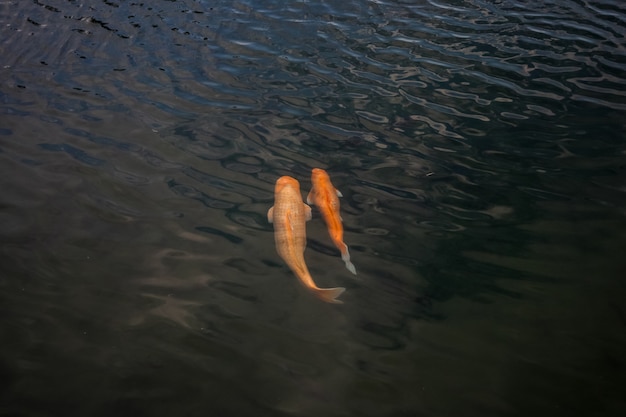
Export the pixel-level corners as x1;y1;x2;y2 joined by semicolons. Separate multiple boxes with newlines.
1;0;626;416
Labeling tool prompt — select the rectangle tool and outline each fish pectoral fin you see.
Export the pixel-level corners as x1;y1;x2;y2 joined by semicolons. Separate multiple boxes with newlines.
267;206;274;223
336;188;343;198
306;190;314;205
305;204;312;221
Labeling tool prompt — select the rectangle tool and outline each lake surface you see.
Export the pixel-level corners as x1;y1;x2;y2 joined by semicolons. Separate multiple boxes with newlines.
1;0;625;416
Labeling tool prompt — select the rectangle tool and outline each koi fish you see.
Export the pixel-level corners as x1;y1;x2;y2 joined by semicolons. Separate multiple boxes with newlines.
268;176;345;304
307;168;357;275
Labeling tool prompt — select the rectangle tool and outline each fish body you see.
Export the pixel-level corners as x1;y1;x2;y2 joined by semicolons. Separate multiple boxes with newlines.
307;168;357;275
268;176;345;304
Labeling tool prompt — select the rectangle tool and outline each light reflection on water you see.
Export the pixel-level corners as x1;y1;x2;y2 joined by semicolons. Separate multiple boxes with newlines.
1;0;626;416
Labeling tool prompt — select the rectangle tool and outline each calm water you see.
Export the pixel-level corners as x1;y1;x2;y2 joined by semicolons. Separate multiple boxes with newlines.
1;0;625;416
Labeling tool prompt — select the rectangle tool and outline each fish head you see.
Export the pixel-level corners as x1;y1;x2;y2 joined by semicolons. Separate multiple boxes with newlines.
311;168;330;184
275;176;300;194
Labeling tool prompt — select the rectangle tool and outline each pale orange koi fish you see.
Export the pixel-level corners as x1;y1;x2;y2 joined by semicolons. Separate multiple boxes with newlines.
307;168;357;275
268;176;346;304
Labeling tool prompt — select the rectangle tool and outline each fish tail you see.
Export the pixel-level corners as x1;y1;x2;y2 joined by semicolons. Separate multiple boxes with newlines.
340;245;357;275
344;260;357;275
314;287;346;304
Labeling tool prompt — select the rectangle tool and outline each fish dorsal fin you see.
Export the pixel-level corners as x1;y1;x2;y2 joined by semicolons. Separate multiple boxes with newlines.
286;209;295;232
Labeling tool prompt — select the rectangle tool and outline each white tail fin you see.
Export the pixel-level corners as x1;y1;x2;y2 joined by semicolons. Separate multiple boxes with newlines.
344;260;356;275
314;287;346;304
341;247;357;275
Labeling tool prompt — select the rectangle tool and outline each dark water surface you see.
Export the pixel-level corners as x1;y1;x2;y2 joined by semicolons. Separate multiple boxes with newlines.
1;0;626;416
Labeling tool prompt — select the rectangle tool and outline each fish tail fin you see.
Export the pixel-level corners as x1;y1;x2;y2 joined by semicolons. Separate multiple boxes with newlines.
344;260;357;275
314;287;346;304
340;245;357;275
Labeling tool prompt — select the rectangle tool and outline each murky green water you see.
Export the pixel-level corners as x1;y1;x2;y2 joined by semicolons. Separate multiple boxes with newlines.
1;0;625;416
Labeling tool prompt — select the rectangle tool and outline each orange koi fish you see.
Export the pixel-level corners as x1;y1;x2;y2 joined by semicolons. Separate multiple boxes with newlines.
268;176;345;304
307;168;357;275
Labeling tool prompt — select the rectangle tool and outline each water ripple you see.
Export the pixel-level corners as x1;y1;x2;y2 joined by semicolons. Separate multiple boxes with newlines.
2;1;626;414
